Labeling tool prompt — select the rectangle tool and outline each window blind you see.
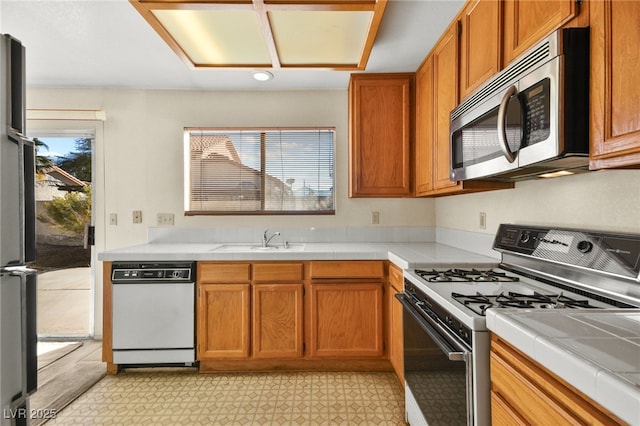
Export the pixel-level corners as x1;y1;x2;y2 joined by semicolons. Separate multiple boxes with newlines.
185;128;335;215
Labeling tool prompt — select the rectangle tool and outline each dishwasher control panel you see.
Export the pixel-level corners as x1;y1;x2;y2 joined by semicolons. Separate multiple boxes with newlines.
111;262;194;283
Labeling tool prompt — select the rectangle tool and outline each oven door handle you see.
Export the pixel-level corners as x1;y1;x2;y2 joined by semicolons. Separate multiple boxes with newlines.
396;293;469;362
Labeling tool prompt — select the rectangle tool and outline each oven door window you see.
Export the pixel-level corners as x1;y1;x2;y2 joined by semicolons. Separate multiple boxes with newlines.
403;308;471;425
452;97;523;169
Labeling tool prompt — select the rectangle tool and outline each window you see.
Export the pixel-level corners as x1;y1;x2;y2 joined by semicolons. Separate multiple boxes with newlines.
185;128;335;215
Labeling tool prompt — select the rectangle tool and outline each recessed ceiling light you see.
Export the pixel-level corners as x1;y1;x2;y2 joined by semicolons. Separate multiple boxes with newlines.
252;70;274;82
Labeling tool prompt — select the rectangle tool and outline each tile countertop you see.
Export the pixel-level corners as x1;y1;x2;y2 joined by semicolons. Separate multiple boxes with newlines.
486;309;640;425
97;242;498;268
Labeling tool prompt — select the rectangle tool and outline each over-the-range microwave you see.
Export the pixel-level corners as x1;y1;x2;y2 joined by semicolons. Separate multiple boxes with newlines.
450;27;589;182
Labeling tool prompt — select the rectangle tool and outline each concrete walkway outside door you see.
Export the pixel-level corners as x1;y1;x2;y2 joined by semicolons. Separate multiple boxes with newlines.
37;267;91;336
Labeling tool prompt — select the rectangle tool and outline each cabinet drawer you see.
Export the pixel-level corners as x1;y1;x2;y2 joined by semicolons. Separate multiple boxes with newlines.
198;263;251;283
388;263;404;291
310;261;385;279
253;263;304;282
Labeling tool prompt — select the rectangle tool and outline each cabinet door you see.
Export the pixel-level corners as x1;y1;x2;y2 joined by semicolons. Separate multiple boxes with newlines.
503;0;578;66
388;263;404;384
590;0;640;169
415;56;434;196
433;22;460;191
459;0;501;99
197;284;250;359
252;283;303;359
309;282;384;358
349;74;413;197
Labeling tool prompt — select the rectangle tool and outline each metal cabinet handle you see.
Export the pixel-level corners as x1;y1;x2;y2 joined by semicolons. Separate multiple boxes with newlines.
497;85;518;163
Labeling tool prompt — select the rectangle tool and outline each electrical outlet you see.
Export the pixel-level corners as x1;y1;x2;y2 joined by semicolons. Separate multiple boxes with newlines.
132;210;142;224
157;213;174;226
109;213;117;226
371;211;380;225
479;212;486;230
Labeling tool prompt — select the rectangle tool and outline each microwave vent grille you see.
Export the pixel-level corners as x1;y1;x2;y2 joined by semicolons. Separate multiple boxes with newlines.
451;39;553;121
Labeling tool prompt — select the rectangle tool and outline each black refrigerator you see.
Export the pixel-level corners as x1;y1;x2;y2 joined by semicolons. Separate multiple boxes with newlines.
1;33;38;426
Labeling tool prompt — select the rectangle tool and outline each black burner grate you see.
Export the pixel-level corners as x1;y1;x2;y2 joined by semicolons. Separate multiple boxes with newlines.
451;291;600;316
415;268;520;283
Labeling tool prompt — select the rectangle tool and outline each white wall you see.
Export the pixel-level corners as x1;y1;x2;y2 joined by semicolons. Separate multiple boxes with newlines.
27;87;640;338
28;88;436;250
436;169;640;236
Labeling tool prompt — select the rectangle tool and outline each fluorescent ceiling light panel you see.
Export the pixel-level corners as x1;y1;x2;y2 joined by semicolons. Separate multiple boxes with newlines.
130;0;386;69
270;11;372;65
153;10;271;65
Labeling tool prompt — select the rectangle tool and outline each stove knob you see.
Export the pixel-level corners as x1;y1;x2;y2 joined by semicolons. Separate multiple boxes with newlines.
577;240;593;253
520;231;531;244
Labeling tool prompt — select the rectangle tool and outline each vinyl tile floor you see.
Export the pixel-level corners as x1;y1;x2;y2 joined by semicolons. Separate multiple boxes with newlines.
46;369;407;425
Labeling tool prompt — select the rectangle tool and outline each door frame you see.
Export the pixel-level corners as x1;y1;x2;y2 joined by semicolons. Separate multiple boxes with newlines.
26;110;106;338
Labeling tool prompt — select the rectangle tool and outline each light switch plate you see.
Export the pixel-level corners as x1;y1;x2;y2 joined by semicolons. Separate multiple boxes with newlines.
132;210;142;224
109;213;117;226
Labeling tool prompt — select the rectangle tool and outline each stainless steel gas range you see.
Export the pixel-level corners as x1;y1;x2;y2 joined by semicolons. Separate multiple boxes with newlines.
398;224;640;425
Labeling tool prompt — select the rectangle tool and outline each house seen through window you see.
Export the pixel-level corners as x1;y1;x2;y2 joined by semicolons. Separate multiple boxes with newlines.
185;128;335;215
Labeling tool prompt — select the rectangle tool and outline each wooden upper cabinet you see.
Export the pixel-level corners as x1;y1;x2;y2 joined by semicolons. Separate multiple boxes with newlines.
414;56;435;196
349;73;414;197
589;0;640;169
414;19;513;197
503;0;579;66
459;0;502;100
433;22;461;191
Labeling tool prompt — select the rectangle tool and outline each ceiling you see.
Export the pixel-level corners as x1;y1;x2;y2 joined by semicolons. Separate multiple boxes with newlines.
0;0;464;91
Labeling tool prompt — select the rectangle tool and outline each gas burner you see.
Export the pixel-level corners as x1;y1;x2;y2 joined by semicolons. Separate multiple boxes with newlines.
415;268;520;283
451;291;600;316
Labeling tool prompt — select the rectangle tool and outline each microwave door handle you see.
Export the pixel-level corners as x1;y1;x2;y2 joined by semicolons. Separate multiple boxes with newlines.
497;85;518;163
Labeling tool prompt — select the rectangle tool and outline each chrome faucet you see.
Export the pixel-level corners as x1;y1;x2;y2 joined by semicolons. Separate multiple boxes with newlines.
262;229;281;248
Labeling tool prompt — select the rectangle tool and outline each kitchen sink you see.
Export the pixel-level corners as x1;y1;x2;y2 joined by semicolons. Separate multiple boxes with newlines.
213;243;305;252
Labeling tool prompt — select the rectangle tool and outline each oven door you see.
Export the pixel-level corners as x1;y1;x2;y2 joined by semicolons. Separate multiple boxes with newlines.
397;293;473;425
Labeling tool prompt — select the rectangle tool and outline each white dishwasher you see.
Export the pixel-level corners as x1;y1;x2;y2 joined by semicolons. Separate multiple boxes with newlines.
111;262;195;365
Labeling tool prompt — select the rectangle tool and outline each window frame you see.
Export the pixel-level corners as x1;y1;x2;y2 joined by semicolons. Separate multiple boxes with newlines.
184;127;336;216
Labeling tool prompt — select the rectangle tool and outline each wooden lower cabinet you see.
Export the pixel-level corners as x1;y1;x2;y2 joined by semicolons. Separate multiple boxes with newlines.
196;260;390;371
252;283;303;359
308;282;384;358
490;334;624;425
198;283;251;359
388;263;404;384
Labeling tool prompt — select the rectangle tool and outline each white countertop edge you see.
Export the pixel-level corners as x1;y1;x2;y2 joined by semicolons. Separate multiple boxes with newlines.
486;309;640;425
97;242;498;265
